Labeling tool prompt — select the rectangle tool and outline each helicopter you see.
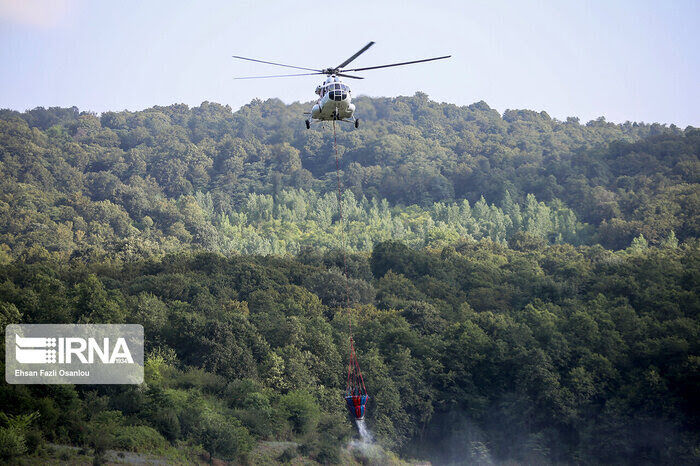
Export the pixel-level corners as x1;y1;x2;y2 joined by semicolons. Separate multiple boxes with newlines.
233;42;450;129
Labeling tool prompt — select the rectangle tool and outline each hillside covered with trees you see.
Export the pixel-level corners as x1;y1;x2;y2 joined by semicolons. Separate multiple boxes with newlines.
0;97;698;464
1;242;698;463
0;96;697;262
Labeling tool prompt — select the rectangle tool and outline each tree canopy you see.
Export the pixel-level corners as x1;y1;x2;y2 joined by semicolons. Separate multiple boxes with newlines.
0;96;697;464
0;97;696;263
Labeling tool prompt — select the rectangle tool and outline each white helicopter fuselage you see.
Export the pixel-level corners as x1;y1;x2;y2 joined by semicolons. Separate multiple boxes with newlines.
311;75;355;121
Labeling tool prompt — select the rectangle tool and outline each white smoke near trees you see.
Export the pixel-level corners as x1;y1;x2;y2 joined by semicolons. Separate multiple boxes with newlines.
348;419;385;462
356;419;373;444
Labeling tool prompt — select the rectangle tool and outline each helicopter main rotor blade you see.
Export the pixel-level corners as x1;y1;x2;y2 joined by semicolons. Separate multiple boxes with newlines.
342;55;451;72
335;41;375;70
232;55;321;72
336;73;364;80
234;72;324;80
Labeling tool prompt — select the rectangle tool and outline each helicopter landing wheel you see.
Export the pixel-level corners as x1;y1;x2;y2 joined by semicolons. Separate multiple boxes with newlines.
305;119;310;129
354;118;359;129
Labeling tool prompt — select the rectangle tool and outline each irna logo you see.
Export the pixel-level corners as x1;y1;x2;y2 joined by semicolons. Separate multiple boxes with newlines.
6;324;144;384
15;334;134;364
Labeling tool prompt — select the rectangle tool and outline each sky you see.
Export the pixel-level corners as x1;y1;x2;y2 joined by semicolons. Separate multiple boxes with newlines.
1;0;698;126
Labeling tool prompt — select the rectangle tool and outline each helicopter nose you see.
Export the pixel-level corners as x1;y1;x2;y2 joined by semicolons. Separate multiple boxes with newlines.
327;84;350;101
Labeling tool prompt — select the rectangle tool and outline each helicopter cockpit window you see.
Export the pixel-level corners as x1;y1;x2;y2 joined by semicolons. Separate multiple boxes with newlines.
327;84;348;101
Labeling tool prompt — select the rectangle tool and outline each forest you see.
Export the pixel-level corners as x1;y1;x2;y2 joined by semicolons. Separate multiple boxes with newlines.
0;97;698;464
0;96;697;261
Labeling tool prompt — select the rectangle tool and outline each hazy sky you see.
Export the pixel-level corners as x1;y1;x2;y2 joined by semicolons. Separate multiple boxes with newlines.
1;0;698;126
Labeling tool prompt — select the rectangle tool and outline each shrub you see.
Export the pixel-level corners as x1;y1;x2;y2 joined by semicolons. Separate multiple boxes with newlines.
279;391;320;435
151;409;181;442
0;426;26;460
225;378;265;409
114;425;168;452
278;445;298;462
234;407;275;438
24;429;43;455
200;415;253;461
0;411;40;460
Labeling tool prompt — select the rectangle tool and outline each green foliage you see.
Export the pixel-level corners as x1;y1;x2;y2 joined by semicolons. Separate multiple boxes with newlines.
0;97;698;464
0;99;696;262
150;409;180;442
3;240;697;463
0;412;40;460
114;425;168;452
199;413;253;461
0;301;21;328
628;234;649;253
86;410;122;459
279;390;321;435
0;426;26;461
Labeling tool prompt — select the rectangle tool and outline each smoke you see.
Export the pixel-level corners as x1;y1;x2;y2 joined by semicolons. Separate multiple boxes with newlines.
356;419;374;444
414;410;497;465
348;419;384;462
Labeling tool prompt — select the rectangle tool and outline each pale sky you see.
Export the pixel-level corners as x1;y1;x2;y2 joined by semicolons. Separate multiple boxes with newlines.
1;0;698;126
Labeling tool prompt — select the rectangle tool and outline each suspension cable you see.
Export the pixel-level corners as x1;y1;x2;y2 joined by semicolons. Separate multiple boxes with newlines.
333;120;366;395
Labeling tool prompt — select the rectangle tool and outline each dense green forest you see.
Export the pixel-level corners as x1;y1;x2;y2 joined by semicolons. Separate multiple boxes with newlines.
0;96;697;262
0;97;698;464
1;242;698;463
